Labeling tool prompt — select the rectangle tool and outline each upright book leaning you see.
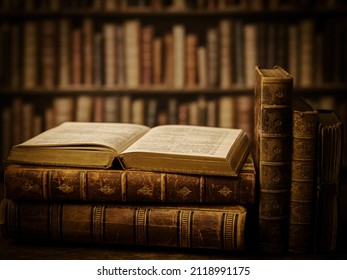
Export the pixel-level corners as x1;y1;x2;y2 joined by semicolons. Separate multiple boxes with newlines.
254;66;293;254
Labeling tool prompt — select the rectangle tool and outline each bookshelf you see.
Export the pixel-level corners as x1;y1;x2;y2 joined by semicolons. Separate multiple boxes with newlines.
1;1;347;170
0;0;347;259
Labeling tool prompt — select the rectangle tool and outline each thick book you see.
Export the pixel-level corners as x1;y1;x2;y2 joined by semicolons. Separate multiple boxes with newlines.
288;98;317;254
314;110;343;252
6;122;250;176
0;200;247;251
3;155;255;204
254;66;293;254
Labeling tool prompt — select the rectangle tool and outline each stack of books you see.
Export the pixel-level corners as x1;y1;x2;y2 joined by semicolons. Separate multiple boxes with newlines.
1;122;255;252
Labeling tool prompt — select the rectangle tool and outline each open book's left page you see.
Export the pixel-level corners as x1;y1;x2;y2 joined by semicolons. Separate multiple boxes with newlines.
6;122;150;168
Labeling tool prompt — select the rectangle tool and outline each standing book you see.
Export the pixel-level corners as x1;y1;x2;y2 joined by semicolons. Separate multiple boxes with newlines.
6;122;250;177
289;98;317;254
314;110;343;252
254;66;293;254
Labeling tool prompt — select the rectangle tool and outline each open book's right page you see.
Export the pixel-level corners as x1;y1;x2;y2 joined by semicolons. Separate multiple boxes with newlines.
118;125;250;176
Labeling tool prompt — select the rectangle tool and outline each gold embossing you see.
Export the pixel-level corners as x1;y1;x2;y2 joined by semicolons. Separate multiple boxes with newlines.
22;181;35;192
218;186;232;197
177;187;192;199
57;182;74;193
137;185;153;197
99;185;115;195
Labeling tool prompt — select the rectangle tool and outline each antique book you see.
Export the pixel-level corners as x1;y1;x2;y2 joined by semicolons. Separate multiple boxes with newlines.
0;199;247;251
58;19;71;88
116;25;125;86
164;33;174;87
141;25;154;86
197;46;207;88
75;95;93;122
41;20;56;88
72;28;82;85
103;23;117;87
4;155;255;204
185;33;198;87
153;37;162;85
82;18;94;86
254;66;293;254
6;122;250;176
124;20;141;88
233;20;244;85
314;110;343;252
104;96;120;123
235;95;253;141
173;24;185;88
288;98;317;254
219;96;235;128
23;21;37;89
244;23;257;89
219;19;232;89
52;96;74;126
131;98;145;125
10;24;20;88
299;19;314;87
206;27;218;87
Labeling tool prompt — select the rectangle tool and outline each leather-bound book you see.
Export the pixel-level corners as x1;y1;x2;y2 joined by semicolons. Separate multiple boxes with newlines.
254;66;293;254
1;199;247;251
4;155;255;205
288;98;317;254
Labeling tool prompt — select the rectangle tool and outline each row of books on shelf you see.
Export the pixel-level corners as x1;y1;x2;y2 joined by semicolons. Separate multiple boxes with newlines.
0;0;345;13
0;66;345;255
1;17;346;90
0;94;253;163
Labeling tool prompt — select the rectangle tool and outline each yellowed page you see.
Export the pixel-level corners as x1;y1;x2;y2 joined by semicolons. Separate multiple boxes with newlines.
122;125;242;158
17;122;150;154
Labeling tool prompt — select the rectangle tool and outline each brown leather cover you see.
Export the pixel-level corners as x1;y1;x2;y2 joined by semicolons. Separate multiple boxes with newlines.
4;156;255;205
1;199;247;251
254;66;293;254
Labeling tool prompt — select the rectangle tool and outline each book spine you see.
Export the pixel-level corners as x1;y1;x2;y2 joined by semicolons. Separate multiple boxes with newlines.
4;166;255;205
255;67;293;254
1;199;247;251
58;19;71;88
173;24;185;89
288;109;317;254
23;21;38;89
41;20;57;88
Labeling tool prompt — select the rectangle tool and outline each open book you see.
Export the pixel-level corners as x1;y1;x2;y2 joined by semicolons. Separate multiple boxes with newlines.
6;122;250;176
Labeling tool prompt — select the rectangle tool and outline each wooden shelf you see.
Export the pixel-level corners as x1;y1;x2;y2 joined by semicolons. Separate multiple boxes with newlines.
0;86;252;96
0;8;347;19
1;85;347;98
